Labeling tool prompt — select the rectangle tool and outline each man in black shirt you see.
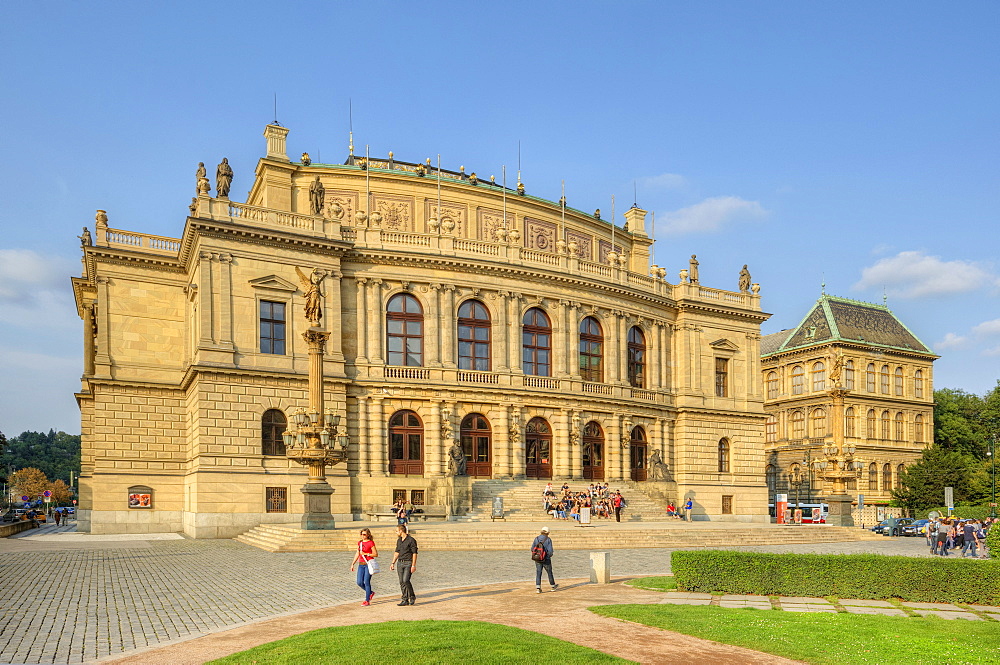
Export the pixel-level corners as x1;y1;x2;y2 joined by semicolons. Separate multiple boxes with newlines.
390;524;419;605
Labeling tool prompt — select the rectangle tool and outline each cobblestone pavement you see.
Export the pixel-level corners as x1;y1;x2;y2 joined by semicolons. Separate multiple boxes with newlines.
0;526;943;665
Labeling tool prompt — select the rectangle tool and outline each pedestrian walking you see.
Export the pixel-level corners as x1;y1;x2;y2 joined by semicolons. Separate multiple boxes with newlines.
54;509;62;526
935;519;951;556
961;520;978;558
613;491;625;522
350;528;379;605
531;526;557;593
390;524;418;606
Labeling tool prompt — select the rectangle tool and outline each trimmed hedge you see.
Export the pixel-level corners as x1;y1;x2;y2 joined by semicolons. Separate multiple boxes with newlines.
672;550;1000;604
925;506;994;521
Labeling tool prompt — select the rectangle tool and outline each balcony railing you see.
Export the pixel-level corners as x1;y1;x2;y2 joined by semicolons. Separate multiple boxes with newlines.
523;376;560;389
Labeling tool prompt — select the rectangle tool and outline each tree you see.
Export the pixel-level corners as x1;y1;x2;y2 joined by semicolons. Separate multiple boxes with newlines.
9;467;50;501
0;430;81;484
891;447;988;514
48;479;73;503
933;388;989;459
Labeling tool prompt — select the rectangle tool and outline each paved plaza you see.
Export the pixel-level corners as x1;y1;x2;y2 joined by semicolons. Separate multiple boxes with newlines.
0;522;962;664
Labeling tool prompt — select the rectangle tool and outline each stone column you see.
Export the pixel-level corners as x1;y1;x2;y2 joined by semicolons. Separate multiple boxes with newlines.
357;396;370;475
428;401;444;476
94;277;112;378
494;291;509;372
508;294;523;374
555;409;570;479
426;285;442;367
217;253;234;350
367;279;383;364
509;405;524;477
441;285;456;368
555;300;570;378
568;410;581;480
617;313;628;385
355;278;369;364
496;406;510;479
197;252;214;346
607;311;621;384
326;269;345;362
607;415;622;481
83;302;96;377
569;302;581;378
370;396;386;476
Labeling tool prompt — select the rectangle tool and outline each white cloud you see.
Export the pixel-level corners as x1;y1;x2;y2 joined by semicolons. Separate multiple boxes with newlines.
935;332;968;350
972;318;1000;337
0;249;78;328
637;173;687;191
853;250;997;299
658;196;767;235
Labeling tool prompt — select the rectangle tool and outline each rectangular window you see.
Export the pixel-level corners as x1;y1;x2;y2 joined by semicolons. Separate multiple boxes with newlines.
265;487;288;513
393;489;407;504
411;490;425;506
260;301;286;355
715;358;729;397
721;495;733;514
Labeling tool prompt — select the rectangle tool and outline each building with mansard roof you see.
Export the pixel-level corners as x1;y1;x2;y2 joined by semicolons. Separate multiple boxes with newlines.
760;294;937;519
72;124;771;537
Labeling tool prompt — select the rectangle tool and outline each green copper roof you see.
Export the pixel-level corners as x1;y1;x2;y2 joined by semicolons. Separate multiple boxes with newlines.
763;294;936;357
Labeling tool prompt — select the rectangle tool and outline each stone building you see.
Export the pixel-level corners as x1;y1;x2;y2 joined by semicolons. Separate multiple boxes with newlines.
72;124;770;537
760;295;937;513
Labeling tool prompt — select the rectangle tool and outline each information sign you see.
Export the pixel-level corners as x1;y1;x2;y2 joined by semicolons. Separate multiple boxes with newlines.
490;497;504;521
858;494;865;512
944;486;954;511
775;493;788;524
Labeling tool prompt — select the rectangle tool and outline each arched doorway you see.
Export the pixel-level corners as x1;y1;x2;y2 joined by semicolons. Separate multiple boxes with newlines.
525;417;552;479
630;426;647;481
582;421;604;480
460;413;492;478
388;410;423;475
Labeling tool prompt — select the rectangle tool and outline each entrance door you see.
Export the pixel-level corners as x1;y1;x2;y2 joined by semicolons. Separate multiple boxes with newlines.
460;413;492;478
389;410;424;475
629;425;647;481
525;417;552;479
582;421;605;480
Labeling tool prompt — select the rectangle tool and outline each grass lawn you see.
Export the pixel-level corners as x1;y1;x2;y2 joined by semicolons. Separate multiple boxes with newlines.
207;620;633;664
625;576;677;591
591;604;1000;665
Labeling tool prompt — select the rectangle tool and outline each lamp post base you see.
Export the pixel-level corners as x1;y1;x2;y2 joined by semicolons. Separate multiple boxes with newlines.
825;493;855;527
300;482;336;530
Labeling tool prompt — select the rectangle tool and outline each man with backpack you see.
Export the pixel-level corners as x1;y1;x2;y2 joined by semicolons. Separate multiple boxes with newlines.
531;526;557;593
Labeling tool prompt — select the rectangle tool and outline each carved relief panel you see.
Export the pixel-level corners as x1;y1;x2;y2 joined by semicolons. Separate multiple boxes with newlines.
424;201;468;236
565;229;594;260
373;194;415;232
477;208;516;242
325;190;359;222
598;240;625;263
524;218;557;252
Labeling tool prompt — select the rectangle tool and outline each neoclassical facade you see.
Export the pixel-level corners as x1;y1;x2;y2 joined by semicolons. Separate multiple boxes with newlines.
760;295;937;510
72;124;770;537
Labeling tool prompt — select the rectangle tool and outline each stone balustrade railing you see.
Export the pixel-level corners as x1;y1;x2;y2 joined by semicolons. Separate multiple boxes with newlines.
94;196;760;311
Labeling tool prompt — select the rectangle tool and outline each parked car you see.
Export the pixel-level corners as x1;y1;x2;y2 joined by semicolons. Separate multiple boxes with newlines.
1;511;19;523
902;519;932;537
872;517;914;536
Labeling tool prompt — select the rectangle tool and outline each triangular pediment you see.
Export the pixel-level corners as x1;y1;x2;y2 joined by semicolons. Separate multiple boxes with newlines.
709;338;740;351
249;275;298;292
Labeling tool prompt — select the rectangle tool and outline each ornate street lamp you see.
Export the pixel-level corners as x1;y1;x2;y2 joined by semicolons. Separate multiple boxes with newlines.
812;443;864;527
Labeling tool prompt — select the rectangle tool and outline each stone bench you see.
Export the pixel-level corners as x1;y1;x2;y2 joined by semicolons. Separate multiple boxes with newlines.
365;506;449;522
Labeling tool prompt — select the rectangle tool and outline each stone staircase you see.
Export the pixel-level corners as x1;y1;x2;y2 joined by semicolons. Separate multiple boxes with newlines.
235;521;884;553
459;479;673;523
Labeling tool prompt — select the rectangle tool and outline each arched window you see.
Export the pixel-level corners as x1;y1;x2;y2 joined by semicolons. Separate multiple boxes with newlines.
766;464;777;495
914;370;924;399
894;412;904;440
866;409;877;438
866;363;876;392
458;300;491;371
387;294;423;367
522;308;551;376
880;410;891;439
765;415;777;443
262;409;287;456
526;417;552;479
882;463;892;491
895;367;904;396
582;421;605;480
388;410;423;475
880;365;890;394
896;464;905;489
845;407;856;438
717;439;730;473
844;360;855;390
627;326;646;388
766;371;779;400
579;316;604;382
914;414;924;443
811;408;827;438
812;361;826;392
460;413;492;477
791;411;804;439
868;462;878;491
791;366;804;395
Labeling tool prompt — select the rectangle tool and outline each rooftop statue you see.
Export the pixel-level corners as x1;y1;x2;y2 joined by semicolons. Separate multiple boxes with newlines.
216;158;233;198
78;227;92;247
195;162;206;189
301;152;311;166
308;176;325;216
689;255;699;283
739;264;751;293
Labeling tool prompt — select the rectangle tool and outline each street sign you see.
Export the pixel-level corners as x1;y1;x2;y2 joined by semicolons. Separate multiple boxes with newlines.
72;500;77;505
43;490;52;498
858;494;865;512
20;495;28;502
944;486;954;510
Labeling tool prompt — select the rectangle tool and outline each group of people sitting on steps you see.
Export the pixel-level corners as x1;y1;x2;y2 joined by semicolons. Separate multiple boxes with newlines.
541;482;627;522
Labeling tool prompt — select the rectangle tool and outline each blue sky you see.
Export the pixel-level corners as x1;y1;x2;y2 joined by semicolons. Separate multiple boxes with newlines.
1;2;998;436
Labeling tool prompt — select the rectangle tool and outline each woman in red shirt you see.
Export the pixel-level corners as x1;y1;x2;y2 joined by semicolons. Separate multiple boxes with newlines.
350;528;379;605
